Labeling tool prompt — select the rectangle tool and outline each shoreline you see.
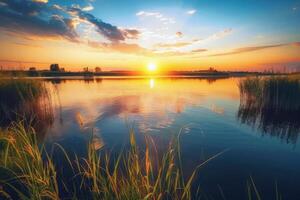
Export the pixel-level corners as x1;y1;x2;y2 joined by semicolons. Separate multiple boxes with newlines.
0;70;295;79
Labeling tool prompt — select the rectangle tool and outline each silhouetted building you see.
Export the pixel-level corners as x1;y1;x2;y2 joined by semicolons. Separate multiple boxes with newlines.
29;67;36;71
83;67;89;72
208;67;217;72
95;67;102;73
50;64;60;71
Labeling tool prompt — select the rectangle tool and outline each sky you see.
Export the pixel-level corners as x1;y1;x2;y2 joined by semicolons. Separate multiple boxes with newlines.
0;0;300;72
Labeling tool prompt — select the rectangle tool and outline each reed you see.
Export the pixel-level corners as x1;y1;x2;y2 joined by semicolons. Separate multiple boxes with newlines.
0;79;54;136
238;75;300;143
0;122;59;200
0;122;229;200
75;129;196;200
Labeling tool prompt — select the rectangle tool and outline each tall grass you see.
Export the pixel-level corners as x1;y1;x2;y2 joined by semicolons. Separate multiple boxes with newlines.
0;79;54;137
0;122;59;199
0;122;230;200
238;75;300;143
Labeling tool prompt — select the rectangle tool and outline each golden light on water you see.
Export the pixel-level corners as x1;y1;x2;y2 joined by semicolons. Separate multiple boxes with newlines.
149;78;155;89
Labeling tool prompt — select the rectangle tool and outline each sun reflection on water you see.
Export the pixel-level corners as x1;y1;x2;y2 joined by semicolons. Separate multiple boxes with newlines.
149;78;155;89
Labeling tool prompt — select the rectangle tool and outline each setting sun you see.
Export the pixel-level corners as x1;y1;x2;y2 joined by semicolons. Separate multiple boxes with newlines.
147;63;157;72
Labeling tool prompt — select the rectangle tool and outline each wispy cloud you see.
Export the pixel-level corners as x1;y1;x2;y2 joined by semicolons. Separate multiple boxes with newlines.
87;40;150;55
207;28;233;40
136;10;175;24
32;0;48;3
82;3;94;11
209;42;300;57
154;42;192;48
72;3;94;11
186;9;197;15
191;48;207;53
13;42;41;48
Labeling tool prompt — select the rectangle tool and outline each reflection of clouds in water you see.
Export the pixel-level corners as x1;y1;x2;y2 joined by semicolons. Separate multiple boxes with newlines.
210;104;225;115
48;78;239;136
138;113;175;133
91;127;105;150
65;94;201;133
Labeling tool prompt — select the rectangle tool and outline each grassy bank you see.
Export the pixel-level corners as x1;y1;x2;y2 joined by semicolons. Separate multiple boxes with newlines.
238;75;300;143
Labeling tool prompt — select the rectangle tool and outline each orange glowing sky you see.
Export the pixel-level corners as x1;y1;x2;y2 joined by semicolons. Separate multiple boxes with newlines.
0;0;300;71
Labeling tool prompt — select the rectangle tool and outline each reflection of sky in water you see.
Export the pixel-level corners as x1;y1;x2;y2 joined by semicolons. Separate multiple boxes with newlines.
45;77;300;199
49;78;239;144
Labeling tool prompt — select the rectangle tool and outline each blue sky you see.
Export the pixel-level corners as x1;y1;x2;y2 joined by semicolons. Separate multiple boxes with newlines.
0;0;299;71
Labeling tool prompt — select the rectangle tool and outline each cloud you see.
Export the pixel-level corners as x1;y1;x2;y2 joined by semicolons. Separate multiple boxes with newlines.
136;10;175;24
209;42;300;57
122;29;140;39
71;3;94;12
153;49;207;57
82;4;94;11
32;0;48;3
176;32;183;37
154;42;192;48
207;28;233;40
87;40;150;55
191;48;207;53
13;42;41;48
0;0;79;42
69;7;140;42
87;39;207;57
136;11;161;17
292;42;300;46
189;28;232;45
0;0;140;44
187;9;196;15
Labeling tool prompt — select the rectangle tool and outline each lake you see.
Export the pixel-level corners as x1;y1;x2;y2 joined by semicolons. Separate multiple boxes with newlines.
15;77;300;199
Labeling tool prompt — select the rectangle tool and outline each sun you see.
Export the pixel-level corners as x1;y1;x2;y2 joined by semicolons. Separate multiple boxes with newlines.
147;63;157;72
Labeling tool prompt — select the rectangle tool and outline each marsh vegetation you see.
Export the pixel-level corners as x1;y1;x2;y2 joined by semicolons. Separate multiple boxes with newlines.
0;79;54;136
238;75;300;143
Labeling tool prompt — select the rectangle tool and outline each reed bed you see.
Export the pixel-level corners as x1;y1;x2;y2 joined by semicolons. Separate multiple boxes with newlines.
238;75;300;143
0;122;229;200
0;79;54;136
0;123;59;200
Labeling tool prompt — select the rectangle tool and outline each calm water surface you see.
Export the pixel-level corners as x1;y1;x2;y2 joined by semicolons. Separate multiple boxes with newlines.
43;77;300;199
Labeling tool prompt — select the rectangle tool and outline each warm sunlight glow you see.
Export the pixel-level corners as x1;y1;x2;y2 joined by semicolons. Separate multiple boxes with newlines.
149;78;155;89
147;63;157;72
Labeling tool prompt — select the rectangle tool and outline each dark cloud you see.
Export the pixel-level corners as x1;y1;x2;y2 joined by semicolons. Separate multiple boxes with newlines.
122;29;140;39
68;7;140;42
0;0;139;44
0;0;78;41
